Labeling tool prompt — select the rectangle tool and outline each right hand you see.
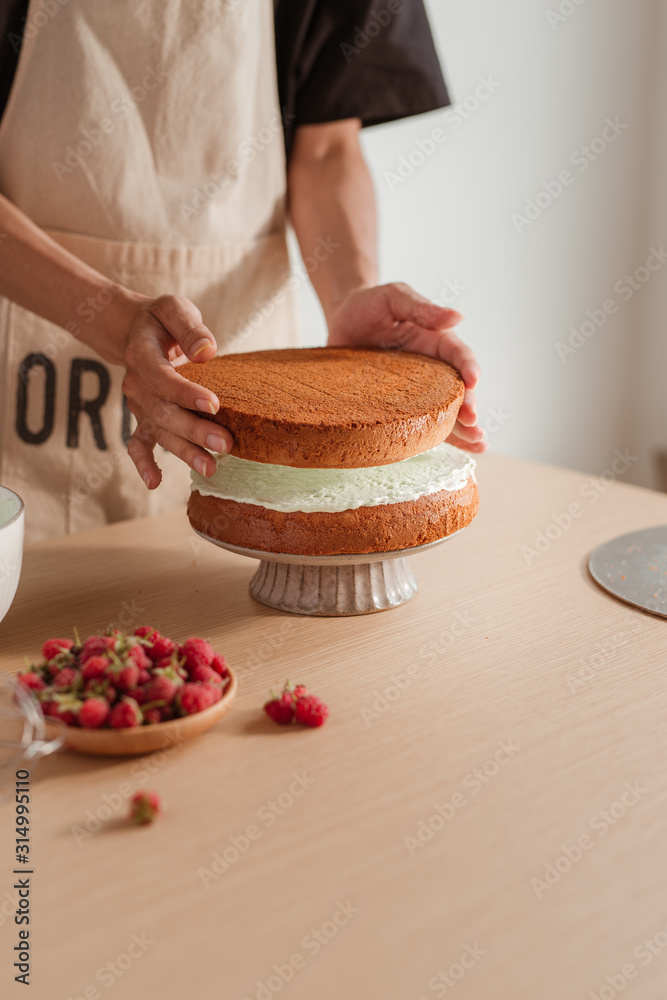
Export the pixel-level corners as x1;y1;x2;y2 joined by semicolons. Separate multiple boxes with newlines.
120;294;233;489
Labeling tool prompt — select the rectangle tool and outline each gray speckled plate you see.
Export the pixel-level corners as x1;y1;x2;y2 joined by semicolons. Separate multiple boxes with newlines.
588;525;667;618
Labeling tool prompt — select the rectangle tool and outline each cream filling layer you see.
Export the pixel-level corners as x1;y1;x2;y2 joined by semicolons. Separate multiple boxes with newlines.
190;442;475;514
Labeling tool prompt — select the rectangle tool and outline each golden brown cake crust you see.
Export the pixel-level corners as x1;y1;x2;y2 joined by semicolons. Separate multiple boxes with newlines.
187;476;479;556
179;347;465;468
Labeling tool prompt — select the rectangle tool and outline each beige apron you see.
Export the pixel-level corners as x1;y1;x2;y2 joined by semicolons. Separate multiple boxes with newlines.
0;0;298;542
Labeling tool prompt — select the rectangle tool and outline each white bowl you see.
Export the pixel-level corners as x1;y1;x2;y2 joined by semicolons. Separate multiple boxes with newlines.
0;486;25;625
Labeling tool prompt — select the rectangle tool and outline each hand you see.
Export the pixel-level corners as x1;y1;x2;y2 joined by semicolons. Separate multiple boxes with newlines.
121;294;233;488
327;283;487;453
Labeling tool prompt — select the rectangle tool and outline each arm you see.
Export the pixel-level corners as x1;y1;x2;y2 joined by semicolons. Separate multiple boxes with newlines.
287;120;486;452
0;193;231;485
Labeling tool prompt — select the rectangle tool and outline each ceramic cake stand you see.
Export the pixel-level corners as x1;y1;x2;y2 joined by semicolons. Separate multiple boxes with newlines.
194;529;464;616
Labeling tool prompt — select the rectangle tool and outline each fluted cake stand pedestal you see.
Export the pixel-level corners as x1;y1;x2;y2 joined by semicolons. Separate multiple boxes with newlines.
193;530;464;616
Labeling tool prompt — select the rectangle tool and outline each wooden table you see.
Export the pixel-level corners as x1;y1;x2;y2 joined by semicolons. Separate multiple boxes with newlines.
1;452;667;1000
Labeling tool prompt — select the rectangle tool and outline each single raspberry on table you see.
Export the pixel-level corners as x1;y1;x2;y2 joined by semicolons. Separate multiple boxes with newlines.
294;693;329;728
264;690;296;726
180;637;215;672
109;698;143;729
42;638;73;661
177;683;216;716
79;697;110;729
129;790;161;825
81;655;108;681
18;672;46;692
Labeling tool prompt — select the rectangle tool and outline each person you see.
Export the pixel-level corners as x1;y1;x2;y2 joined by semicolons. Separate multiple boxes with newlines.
0;0;486;543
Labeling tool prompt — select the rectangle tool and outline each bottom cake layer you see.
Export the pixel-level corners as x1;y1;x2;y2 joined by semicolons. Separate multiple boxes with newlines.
187;476;479;556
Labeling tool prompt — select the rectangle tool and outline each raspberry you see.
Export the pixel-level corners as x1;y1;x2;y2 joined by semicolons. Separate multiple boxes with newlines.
52;666;79;690
124;686;147;705
177;683;216;715
294;694;329;728
210;654;229;677
79;698;110;729
129;790;161;825
42;638;73;661
80;635;112;663
264;691;296;725
49;693;83;726
153;657;174;671
17;672;46;692
143;707;162;725
189;664;224;687
148;635;175;661
81;655;108;681
137;668;151;684
109;698;143;728
144;676;179;705
115;664;139;691
134;626;158;640
293;685;309;698
180;637;214;672
154;660;187;682
56;709;79;726
127;644;151;672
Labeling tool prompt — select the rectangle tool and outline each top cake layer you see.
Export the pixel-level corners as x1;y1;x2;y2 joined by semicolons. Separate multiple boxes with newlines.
179;347;465;468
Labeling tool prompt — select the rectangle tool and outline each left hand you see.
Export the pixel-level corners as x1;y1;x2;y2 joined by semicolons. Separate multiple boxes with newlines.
327;283;487;452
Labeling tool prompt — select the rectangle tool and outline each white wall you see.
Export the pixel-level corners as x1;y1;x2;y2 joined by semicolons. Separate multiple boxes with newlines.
294;0;664;488
630;0;667;490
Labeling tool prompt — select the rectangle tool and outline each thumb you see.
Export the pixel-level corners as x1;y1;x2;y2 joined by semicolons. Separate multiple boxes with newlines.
150;295;217;362
386;283;463;331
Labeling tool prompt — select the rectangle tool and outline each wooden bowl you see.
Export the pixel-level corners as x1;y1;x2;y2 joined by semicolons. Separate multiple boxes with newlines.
47;669;237;756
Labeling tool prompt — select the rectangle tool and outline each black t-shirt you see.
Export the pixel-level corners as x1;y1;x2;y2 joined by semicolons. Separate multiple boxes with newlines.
0;0;449;157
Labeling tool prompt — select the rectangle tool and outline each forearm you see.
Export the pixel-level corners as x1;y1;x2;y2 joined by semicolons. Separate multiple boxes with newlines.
0;193;144;365
287;120;378;325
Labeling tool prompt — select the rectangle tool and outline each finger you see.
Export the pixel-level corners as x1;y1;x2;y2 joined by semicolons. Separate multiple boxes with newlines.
150;295;218;362
124;332;221;416
127;420;162;490
457;389;478;428
384;322;480;389
385;283;463;331
450;419;486;444
446;429;488;453
435;331;480;389
141;394;233;455
152;423;219;478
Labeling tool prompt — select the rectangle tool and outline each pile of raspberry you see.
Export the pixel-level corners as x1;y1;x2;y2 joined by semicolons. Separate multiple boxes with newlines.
17;628;230;729
264;682;329;728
